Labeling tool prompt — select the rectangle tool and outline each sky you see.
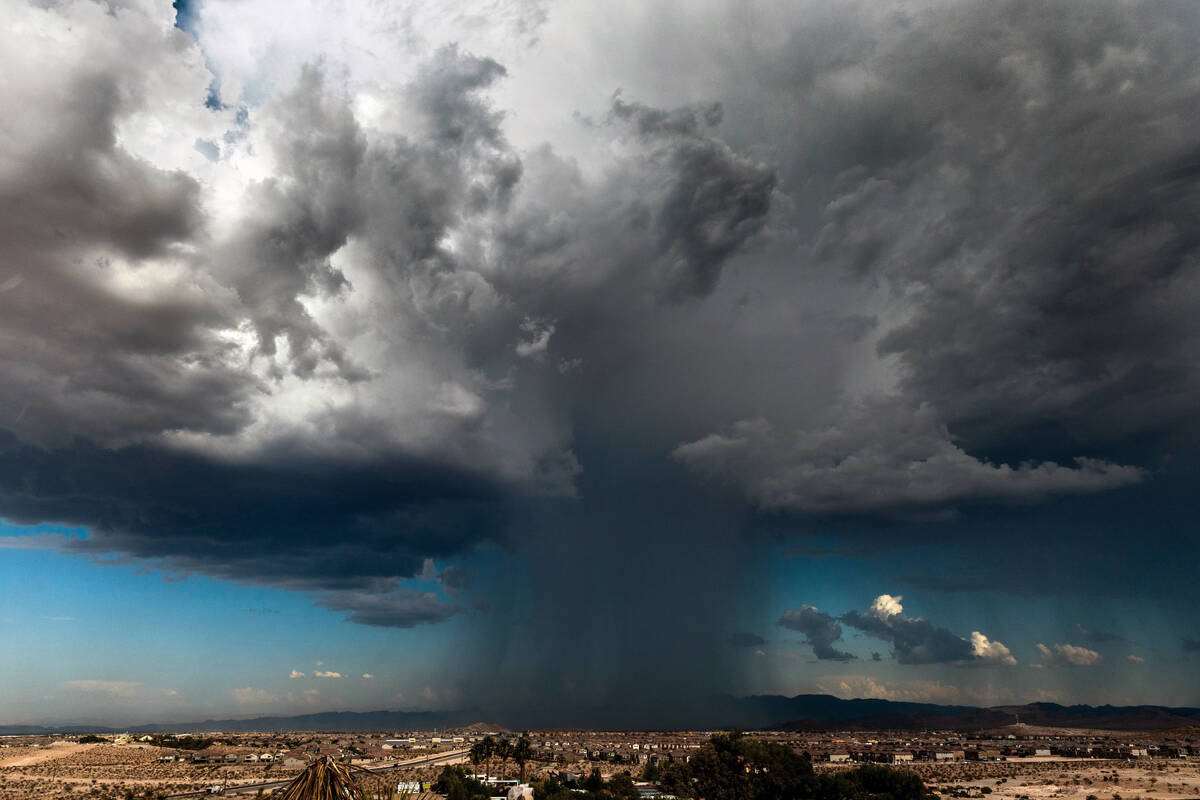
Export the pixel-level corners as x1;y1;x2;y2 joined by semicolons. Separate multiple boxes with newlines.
1;0;1200;727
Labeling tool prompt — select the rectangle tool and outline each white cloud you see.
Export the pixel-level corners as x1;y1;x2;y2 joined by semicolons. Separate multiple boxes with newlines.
361;673;375;679
970;631;1018;666
289;669;306;679
313;670;343;678
1127;654;1145;663
1037;642;1102;666
868;594;904;619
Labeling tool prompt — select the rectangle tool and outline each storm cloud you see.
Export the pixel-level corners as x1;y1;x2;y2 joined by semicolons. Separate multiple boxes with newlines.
778;605;854;661
840;595;1017;666
3;0;1200;716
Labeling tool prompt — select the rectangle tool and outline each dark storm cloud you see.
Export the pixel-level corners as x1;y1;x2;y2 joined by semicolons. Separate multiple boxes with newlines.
778;605;854;660
728;632;766;648
8;0;1200;708
316;589;461;628
838;595;1016;666
0;25;543;625
819;2;1200;456
674;403;1143;518
0;0;781;642
609;98;776;300
0;430;507;604
675;0;1200;520
842;607;971;665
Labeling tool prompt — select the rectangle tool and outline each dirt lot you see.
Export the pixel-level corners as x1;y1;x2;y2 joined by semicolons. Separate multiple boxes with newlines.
903;759;1200;800
0;742;299;800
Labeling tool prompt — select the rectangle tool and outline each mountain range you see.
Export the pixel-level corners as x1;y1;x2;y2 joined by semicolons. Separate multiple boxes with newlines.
4;695;1198;735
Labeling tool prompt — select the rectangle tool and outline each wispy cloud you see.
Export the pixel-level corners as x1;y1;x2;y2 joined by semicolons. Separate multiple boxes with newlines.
64;680;142;698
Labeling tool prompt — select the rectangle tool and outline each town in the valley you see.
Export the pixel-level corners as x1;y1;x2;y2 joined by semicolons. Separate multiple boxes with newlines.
4;723;1200;800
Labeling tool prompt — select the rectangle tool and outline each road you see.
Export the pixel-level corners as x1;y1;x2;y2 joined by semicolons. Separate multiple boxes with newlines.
165;748;469;797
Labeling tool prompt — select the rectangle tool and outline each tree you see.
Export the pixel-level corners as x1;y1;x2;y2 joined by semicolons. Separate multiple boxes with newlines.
434;765;489;800
531;776;577;800
512;736;535;783
494;738;513;780
469;740;487;779
476;736;496;780
584;768;605;793
607;772;641;800
651;731;933;800
818;763;932;800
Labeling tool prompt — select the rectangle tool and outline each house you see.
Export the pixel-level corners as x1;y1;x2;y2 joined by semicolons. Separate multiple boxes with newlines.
828;753;851;763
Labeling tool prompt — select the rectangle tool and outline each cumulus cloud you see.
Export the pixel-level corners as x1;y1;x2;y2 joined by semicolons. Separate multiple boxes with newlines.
1037;642;1103;666
362;673;375;679
1127;654;1145;663
313;670;343;678
778;605;855;661
970;632;1019;667
841;595;1017;666
674;402;1144;518
289;670;306;679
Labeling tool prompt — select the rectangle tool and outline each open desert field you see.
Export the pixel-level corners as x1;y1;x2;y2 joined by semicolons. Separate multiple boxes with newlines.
0;741;298;800
909;759;1200;800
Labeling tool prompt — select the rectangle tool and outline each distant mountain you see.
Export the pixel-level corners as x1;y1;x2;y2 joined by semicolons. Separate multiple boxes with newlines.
4;696;1199;735
756;697;1200;732
0;709;476;736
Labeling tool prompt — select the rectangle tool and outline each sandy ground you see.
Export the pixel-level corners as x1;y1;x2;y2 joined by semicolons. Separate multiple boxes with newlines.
0;742;94;768
908;759;1200;800
0;741;468;799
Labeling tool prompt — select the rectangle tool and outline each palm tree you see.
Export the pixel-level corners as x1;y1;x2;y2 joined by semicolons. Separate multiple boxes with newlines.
511;736;534;784
469;740;487;780
479;736;496;780
494;738;512;780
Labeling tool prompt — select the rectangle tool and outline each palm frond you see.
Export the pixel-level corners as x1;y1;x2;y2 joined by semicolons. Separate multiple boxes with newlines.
269;755;366;800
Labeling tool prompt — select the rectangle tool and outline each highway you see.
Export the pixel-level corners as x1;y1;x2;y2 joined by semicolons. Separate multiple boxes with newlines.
165;748;470;797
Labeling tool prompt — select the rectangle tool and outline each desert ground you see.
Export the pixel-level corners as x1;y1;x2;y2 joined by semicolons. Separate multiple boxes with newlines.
897;760;1200;800
3;730;1200;799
